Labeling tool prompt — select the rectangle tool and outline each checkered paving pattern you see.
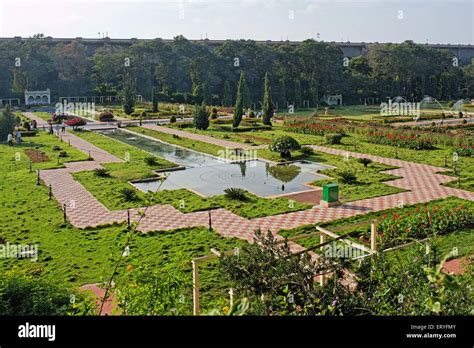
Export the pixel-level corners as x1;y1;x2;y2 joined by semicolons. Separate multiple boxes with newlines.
29;115;473;245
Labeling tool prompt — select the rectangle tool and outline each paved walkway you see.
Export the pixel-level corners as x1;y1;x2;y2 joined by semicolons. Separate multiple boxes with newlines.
142;124;266;150
24;112;474;243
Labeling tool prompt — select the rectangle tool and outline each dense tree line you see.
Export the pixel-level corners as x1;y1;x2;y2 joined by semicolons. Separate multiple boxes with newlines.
0;36;473;107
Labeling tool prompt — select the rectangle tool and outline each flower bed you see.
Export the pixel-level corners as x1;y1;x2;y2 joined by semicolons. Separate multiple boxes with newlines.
377;205;472;248
366;131;435;150
454;144;474;157
284;118;345;136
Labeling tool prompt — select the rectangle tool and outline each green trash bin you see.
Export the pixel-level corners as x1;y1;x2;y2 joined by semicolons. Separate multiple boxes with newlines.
322;183;339;203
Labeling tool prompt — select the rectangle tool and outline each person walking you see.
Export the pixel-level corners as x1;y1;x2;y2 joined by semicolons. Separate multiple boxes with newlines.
55;123;60;136
16;130;22;144
7;133;13;146
61;121;66;132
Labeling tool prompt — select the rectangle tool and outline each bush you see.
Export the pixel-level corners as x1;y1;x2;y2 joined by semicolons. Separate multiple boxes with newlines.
22;121;31;131
144;156;158;166
141;111;147;117
98;111;114;122
325;133;343;145
170;115;177;123
358;158;373;167
0;106;19;139
338;170;357;184
224;188;247;201
269;136;301;159
66;117;87;130
300;146;314;156
248;110;255;118
210;107;219;120
52;145;61;151
120;188;139;202
192;103;210;130
58;151;68;158
94;168;110;177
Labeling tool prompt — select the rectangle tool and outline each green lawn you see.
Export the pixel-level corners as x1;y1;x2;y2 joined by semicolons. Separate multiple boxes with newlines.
0;133;245;312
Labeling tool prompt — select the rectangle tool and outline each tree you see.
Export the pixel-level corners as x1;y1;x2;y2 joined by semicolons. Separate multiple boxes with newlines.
278;78;286;109
151;87;159;113
262;72;273;125
0;106;19;139
270;136;301;159
223;80;232;106
192;103;210;130
233;72;245;128
122;72;136;115
294;79;302;108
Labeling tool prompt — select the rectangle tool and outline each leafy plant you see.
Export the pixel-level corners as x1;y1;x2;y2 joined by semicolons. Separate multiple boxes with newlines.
170;115;177;123
338;170;357;184
94;168;110;177
144;156;158;166
224;188;247;201
119;187;139;202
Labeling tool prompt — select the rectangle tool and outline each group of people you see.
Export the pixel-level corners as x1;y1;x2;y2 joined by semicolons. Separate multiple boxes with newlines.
6;119;39;146
47;120;67;135
7;131;21;146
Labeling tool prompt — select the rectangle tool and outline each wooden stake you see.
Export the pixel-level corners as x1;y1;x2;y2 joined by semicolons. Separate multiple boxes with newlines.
371;222;378;253
192;260;200;315
319;233;327;286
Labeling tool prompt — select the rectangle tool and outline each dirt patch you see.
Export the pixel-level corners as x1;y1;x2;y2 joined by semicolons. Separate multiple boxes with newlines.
24;149;49;163
442;255;472;275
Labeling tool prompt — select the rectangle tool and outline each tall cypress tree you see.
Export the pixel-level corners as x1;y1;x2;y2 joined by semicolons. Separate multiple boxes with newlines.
233;72;245;128
223;80;232;106
278;78;286;109
151;87;159;113
242;74;251;109
122;72;136;115
294;79;302;108
262;72;272;126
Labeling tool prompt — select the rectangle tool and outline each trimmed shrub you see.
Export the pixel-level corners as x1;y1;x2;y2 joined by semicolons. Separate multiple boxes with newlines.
300;146;314;156
325;133;343;145
66;117;87;130
358;158;373;167
98;111;114;122
270;136;301;159
169;115;177;123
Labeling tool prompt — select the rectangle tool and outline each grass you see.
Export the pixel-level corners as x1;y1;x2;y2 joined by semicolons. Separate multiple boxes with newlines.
0;134;245;312
32;111;53;121
313;156;404;201
128;126;224;157
279;197;474;253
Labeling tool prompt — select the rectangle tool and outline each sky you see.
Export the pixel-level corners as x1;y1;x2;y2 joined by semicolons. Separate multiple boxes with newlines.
0;0;472;44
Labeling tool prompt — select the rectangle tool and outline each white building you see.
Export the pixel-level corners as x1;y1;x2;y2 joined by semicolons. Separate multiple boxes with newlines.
25;89;51;106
